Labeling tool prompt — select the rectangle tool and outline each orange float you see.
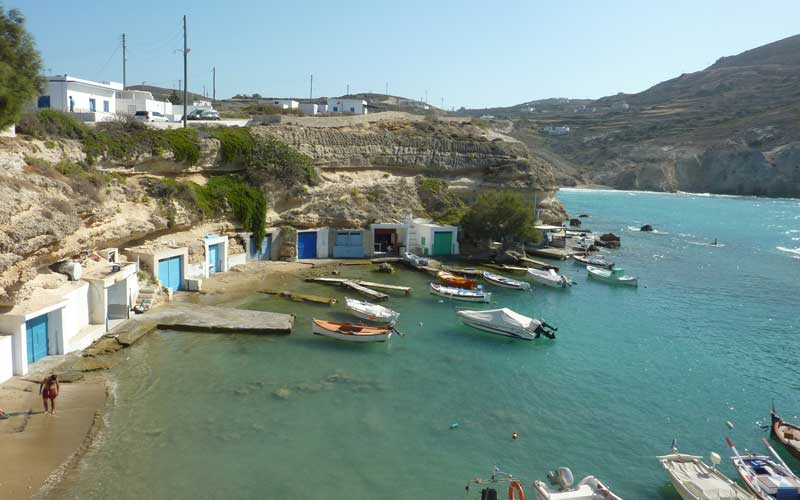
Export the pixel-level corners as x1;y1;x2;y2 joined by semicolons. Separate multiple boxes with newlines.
508;480;525;500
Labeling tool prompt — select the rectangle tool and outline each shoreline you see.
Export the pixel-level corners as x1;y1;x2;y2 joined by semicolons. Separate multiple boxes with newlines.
560;185;800;201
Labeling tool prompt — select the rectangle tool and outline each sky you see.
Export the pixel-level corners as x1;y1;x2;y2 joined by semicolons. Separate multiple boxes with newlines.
10;0;800;109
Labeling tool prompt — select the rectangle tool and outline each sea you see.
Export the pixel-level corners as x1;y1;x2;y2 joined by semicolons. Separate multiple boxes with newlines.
54;189;800;500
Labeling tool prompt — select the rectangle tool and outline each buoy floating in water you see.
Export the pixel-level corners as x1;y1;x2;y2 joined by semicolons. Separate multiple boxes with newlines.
726;420;734;429
450;422;459;430
512;432;518;440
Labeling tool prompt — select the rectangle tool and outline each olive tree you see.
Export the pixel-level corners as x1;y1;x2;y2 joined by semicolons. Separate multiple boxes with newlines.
460;190;536;247
0;8;43;129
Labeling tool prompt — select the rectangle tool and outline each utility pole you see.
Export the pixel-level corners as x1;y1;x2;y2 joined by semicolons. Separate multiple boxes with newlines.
122;33;127;89
385;81;388;96
212;67;216;104
203;85;206;98
425;89;428;105
309;74;313;99
182;15;188;128
346;84;349;96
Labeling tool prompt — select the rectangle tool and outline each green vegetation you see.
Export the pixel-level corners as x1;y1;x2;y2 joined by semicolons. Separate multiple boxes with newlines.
0;8;43;130
148;175;268;246
24;156;120;203
460;190;536;247
417;177;467;226
17;110;202;165
211;127;254;166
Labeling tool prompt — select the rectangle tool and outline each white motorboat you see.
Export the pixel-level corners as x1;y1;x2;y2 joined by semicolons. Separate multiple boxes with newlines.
534;467;622;500
402;252;428;268
527;267;572;288
726;437;800;500
658;450;757;500
572;254;614;269
456;308;556;340
429;282;491;303
311;319;392;342
344;297;399;325
586;266;638;287
482;271;531;290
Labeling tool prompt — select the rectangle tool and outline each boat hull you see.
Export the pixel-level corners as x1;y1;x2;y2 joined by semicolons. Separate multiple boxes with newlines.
483;272;531;290
344;298;398;324
771;410;800;460
458;315;535;340
527;269;569;288
312;321;392;342
586;266;638;287
430;283;491;302
657;453;757;500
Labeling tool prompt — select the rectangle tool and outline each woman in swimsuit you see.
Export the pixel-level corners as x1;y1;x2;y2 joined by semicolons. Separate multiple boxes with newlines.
39;374;59;415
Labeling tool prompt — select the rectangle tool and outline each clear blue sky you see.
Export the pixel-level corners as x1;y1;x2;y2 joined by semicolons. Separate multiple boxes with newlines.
11;0;800;109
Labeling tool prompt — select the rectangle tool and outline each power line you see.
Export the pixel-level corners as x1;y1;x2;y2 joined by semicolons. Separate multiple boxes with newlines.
95;44;121;77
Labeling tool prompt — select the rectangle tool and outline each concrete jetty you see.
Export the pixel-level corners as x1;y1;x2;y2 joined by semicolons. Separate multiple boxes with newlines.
114;303;294;345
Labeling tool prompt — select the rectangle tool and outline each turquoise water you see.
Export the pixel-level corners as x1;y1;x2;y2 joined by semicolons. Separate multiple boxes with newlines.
57;190;800;500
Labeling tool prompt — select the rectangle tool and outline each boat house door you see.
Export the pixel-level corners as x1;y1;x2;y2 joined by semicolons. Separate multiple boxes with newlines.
26;314;49;364
158;256;183;291
297;232;318;259
433;231;453;256
208;243;221;274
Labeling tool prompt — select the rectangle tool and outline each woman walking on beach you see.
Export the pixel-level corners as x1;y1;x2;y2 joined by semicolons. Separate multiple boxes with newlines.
39;374;59;415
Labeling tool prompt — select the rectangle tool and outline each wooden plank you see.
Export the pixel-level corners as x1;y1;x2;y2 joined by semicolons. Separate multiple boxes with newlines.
371;257;403;264
355;280;411;295
260;290;337;305
417;265;441;275
442;266;483;278
305;277;349;284
339;260;372;266
342;281;388;301
484;263;528;275
525;247;569;261
520;255;563;269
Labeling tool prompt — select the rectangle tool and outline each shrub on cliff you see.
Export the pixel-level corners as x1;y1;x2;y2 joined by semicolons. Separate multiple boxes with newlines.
0;8;43;130
460;190;536;247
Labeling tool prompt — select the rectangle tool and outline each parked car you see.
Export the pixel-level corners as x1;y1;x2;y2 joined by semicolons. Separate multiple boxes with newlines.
186;109;220;121
134;110;168;123
186;109;204;120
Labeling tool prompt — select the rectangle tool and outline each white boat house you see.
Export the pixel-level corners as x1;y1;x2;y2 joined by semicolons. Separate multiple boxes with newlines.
124;243;189;293
296;228;329;260
369;217;459;257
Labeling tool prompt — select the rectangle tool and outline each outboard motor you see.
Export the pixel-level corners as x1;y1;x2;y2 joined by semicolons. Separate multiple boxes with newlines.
547;467;574;491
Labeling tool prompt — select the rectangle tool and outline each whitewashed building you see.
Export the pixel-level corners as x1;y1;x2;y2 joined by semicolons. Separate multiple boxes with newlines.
115;90;174;119
35;75;123;122
408;218;459;257
296;228;329;260
542;126;570;136
299;102;324;115
271;99;299;109
327;98;368;115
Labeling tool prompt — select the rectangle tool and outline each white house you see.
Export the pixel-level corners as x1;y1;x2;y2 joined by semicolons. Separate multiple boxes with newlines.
35;75;123;122
327;98;368;115
542;126;570;136
271;99;299;109
201;234;229;277
115;90;174;119
299;102;322;115
408;218;459;257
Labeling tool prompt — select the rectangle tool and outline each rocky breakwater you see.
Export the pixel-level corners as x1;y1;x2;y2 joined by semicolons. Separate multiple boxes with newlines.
253;118;566;227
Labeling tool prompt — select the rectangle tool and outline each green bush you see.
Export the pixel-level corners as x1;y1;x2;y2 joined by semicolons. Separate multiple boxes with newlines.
460;190;536;246
17;109;87;139
161;128;200;164
250;136;317;186
0;8;43;130
211;127;254;166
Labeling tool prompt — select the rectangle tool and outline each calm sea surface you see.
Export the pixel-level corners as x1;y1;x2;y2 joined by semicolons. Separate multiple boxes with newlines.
56;189;800;500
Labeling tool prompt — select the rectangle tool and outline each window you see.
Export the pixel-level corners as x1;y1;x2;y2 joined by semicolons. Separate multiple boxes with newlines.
421;236;426;246
103;100;109;112
350;107;355;113
89;98;96;112
37;96;50;108
332;106;338;112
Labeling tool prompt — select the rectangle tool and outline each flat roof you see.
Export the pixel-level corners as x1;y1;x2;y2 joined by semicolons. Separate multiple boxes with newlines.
47;74;123;90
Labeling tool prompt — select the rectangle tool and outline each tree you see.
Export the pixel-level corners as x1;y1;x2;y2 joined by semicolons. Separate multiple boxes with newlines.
168;89;181;105
0;8;43;129
460;190;536;248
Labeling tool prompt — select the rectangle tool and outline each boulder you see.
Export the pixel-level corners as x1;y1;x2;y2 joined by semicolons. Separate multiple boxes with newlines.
569;218;582;227
598;233;621;248
378;263;394;273
640;224;654;232
578;214;590;218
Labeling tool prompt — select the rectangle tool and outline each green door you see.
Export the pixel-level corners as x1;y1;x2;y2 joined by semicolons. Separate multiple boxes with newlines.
432;231;453;256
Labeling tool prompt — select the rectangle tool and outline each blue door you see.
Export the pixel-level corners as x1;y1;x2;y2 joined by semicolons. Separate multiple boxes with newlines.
26;315;49;364
249;235;272;260
297;232;317;259
333;231;364;258
158;256;183;291
208;244;220;274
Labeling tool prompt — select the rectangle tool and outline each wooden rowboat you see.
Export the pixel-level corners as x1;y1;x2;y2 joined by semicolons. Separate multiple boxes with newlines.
311;319;393;342
771;405;800;460
436;271;478;290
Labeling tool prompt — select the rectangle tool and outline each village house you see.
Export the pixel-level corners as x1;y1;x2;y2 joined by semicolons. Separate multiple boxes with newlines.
115;89;174;120
326;98;368;115
542;125;571;136
369;217;459;257
271;99;299;109
124;243;189;293
35;75;122;122
298;102;328;115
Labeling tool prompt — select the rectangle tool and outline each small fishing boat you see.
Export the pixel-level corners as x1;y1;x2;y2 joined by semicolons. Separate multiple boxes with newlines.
457;308;555;340
430;282;491;303
402;252;429;268
484;263;531;275
465;467;527;500
527;267;572;288
533;467;622;500
311;319;393;342
658;446;757;500
436;271;478;290
482;271;531;290
726;437;800;500
771;405;800;460
586;266;638;287
572;254;614;269
344;297;399;325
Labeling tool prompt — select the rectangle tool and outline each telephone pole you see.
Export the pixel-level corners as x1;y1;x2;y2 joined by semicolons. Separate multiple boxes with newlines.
385;82;388;96
122;33;127;89
182;15;188;128
309;74;313;99
212;67;216;104
346;84;349;96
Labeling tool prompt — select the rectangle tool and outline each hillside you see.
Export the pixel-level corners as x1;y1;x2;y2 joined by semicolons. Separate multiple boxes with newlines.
127;84;206;103
469;34;800;197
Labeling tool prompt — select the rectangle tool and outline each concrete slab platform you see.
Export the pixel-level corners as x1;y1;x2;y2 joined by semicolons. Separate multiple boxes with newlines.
126;303;295;336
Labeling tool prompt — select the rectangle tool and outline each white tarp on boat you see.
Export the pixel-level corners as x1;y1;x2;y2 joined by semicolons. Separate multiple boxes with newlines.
459;308;541;330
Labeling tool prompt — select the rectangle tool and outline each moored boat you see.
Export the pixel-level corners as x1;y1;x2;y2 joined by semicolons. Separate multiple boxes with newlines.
726;437;800;500
402;252;428;268
482;271;531;290
457;308;555;340
658;447;757;500
344;297;399;325
572;254;614;269
527;267;572;288
442;266;483;278
436;271;478;290
771;405;800;460
533;467;622;500
430;282;491;303
311;319;393;342
586;265;638;287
